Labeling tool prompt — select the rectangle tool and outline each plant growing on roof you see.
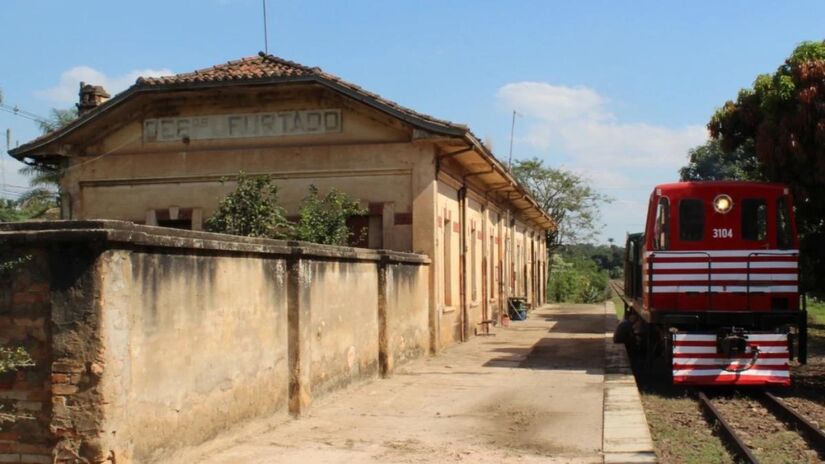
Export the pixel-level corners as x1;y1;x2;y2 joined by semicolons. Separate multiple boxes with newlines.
204;173;293;239
294;185;367;246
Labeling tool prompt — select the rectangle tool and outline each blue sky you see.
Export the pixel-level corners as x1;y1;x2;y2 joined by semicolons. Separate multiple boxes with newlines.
2;0;823;242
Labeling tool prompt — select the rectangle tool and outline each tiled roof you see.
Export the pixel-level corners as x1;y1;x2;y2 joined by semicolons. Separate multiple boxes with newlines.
136;53;318;86
136;52;466;132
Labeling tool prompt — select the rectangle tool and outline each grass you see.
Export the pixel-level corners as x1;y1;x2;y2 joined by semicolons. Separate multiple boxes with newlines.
640;393;733;464
807;296;825;325
611;293;625;320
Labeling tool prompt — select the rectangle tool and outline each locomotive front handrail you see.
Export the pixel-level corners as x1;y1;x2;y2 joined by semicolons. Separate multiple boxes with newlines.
746;251;800;311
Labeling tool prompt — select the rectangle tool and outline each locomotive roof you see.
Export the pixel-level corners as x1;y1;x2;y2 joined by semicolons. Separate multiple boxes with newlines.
653;181;788;196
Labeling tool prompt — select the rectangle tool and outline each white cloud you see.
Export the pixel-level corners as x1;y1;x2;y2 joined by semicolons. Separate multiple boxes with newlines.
497;81;708;243
497;82;707;169
36;66;173;104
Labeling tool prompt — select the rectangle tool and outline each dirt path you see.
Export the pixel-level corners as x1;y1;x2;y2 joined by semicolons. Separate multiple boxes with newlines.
171;304;608;463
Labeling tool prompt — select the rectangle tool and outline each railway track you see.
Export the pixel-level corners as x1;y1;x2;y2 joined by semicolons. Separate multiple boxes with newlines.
696;389;825;463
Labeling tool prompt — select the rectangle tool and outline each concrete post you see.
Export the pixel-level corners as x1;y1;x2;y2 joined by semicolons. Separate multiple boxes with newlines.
377;256;391;377
287;254;312;416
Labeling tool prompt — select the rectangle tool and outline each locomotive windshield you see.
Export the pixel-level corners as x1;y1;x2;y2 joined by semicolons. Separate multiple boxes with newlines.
777;197;793;249
741;198;767;241
678;199;704;241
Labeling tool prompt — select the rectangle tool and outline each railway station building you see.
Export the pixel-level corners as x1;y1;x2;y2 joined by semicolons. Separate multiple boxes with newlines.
10;52;552;350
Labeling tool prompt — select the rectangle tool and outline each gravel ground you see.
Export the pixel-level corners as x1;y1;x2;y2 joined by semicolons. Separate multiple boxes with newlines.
711;392;819;464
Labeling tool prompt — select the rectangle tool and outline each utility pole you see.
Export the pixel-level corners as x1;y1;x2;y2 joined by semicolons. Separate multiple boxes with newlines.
262;0;269;54
3;128;9;193
507;110;520;170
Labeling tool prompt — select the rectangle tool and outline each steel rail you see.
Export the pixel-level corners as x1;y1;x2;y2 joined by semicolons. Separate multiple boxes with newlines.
759;392;825;457
696;391;760;464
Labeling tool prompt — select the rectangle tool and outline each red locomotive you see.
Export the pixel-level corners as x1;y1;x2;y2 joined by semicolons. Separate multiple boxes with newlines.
619;181;807;386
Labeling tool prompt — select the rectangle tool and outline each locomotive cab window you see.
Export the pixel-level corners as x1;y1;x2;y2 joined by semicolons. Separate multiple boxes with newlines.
679;199;704;241
654;197;670;250
777;197;793;249
741;199;767;241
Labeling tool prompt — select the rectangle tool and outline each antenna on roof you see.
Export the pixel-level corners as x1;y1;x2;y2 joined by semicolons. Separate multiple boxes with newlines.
507;110;521;170
262;0;269;54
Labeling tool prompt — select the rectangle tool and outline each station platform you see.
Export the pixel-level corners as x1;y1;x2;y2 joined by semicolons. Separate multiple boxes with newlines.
175;303;656;463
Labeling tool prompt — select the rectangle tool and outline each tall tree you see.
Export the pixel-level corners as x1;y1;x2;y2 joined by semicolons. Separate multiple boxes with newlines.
511;157;611;256
37;108;77;134
16;107;78;214
708;40;825;294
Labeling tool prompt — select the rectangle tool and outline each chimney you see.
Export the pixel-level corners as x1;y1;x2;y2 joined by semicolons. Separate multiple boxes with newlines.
76;81;110;115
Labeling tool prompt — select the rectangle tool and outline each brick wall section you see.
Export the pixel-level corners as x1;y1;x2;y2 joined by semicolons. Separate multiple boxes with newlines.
0;248;53;464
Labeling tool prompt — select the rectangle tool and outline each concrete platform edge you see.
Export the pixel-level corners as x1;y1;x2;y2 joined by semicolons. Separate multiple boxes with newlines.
602;301;657;463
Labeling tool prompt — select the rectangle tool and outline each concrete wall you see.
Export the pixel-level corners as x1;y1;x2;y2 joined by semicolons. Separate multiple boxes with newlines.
100;249;290;462
0;221;429;464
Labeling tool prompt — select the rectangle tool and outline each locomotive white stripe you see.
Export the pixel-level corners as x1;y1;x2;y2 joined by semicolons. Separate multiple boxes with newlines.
645;249;798;258
673;345;789;354
647;261;797;270
650;285;797;293
673;334;789;342
672;369;790;377
651;273;797;282
672;358;789;366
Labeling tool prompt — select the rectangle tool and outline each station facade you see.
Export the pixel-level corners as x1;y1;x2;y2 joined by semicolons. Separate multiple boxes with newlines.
10;52;552;350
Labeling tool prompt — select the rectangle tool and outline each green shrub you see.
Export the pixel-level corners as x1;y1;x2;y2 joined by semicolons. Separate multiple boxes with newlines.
204;173;293;239
547;253;611;304
294;185;366;246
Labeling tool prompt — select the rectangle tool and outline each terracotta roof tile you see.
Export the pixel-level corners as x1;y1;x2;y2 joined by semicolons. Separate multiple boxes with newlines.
136;52;466;132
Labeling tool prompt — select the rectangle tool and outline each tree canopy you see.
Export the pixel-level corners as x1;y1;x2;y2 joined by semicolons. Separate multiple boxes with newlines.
679;139;762;181
706;40;825;294
37;108;77;134
511;157;610;254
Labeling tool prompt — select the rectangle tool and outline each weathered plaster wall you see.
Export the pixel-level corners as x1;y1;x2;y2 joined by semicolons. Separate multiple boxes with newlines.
383;263;429;370
99;250;290;462
0;221;430;464
306;260;379;396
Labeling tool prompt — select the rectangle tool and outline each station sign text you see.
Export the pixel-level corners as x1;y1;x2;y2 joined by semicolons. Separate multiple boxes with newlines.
143;109;342;142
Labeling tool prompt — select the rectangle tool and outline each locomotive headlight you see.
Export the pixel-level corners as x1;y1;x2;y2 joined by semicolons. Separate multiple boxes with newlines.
713;194;733;214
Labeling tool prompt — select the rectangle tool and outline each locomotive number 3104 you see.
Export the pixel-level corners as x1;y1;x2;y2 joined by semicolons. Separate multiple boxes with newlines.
712;228;733;239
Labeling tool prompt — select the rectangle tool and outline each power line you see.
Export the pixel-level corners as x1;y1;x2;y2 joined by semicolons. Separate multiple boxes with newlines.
0;106;44;123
